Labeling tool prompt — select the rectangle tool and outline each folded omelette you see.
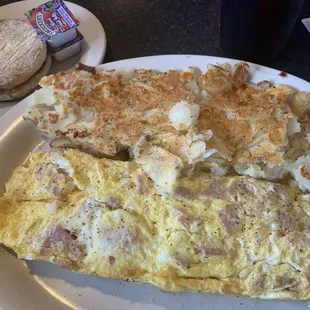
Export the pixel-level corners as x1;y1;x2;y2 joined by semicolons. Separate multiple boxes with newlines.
1;149;310;300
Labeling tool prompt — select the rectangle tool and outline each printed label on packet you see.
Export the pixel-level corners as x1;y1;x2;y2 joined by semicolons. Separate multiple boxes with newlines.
47;29;84;55
25;0;80;42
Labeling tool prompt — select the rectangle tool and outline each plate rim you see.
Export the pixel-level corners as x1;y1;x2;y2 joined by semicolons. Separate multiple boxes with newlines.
99;54;310;86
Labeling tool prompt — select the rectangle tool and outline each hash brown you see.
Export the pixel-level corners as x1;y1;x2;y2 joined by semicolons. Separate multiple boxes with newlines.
26;62;310;192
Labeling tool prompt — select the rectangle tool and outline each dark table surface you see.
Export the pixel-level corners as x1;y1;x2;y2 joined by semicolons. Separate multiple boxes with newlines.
2;0;310;81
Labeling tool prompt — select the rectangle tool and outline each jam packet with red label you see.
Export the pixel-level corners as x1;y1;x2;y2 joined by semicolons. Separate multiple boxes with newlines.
25;0;80;42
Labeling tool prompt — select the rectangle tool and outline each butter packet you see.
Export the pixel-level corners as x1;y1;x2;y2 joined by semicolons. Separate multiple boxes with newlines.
47;29;84;56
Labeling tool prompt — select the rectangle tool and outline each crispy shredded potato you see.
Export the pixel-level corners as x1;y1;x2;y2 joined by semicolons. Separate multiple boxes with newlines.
26;62;310;192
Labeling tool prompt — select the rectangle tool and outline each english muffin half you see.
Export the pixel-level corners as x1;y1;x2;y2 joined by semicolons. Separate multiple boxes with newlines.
0;19;47;90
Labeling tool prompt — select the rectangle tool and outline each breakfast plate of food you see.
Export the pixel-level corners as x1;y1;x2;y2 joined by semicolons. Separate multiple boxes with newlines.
1;54;310;310
0;0;106;117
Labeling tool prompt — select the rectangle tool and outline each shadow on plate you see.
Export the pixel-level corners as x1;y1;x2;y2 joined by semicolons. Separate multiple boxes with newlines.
25;260;305;310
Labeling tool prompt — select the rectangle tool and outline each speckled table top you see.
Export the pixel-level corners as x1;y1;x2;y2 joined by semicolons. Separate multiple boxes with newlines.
1;0;310;81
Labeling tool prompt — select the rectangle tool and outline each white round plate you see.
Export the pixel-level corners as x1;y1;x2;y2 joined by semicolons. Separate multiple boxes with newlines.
0;0;106;116
0;55;309;310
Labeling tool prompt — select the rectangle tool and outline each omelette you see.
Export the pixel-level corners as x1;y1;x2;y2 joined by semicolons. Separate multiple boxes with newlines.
1;149;310;300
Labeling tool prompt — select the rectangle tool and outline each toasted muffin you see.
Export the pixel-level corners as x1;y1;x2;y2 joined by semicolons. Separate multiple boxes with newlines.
0;19;47;91
0;56;51;101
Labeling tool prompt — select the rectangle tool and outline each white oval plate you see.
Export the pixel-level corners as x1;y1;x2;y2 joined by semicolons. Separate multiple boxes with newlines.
0;55;308;310
0;0;106;116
